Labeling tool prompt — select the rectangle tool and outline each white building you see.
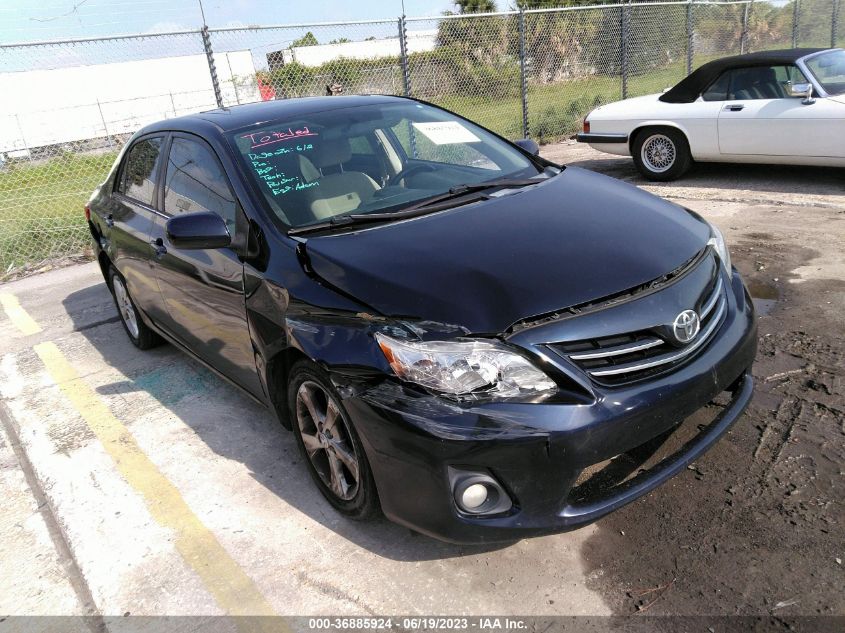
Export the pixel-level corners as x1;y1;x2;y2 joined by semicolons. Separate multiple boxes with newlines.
0;51;258;154
282;29;437;67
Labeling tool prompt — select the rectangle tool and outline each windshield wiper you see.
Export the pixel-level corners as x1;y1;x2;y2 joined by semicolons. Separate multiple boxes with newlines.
287;178;542;236
392;177;543;213
287;213;363;236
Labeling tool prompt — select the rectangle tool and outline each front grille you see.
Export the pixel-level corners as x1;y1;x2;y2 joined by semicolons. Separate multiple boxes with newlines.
550;274;727;386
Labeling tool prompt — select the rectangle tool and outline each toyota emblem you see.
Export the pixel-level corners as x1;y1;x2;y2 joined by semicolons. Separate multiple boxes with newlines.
672;309;700;343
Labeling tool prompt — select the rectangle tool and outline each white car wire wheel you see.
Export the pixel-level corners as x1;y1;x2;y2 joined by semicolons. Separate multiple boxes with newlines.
632;128;692;181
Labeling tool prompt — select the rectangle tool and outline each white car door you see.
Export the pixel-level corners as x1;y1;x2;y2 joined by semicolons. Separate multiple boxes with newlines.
717;65;845;158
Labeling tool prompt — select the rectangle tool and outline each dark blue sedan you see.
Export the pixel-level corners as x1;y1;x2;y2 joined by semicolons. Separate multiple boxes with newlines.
86;95;756;543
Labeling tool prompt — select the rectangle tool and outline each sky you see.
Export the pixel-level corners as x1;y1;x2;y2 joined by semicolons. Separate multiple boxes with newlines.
0;0;479;44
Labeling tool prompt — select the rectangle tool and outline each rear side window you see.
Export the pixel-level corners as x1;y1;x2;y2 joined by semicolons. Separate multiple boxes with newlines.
163;137;237;231
118;137;164;206
702;71;731;101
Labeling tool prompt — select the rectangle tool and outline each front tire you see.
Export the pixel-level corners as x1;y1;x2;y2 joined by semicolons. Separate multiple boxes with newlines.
109;267;161;350
632;127;692;181
287;361;379;520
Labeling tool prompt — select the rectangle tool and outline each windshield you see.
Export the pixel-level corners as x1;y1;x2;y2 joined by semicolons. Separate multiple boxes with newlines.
227;100;542;229
805;49;845;96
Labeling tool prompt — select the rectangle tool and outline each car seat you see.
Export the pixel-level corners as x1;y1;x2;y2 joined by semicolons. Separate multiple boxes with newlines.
731;67;784;100
250;151;323;226
305;138;380;220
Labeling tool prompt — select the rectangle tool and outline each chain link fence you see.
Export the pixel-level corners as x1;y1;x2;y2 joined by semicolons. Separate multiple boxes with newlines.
0;30;219;276
0;0;840;276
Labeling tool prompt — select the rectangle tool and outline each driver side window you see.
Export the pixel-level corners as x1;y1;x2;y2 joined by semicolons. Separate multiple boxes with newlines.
774;64;810;87
164;137;237;232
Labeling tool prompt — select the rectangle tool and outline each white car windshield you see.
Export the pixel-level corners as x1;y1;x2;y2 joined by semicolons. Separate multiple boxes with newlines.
228;101;542;229
805;50;845;96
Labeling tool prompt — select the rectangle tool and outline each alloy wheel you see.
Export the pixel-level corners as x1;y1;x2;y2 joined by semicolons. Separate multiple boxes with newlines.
641;134;677;173
112;276;140;339
295;380;360;501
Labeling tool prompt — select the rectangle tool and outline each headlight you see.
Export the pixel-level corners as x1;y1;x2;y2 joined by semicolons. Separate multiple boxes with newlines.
707;223;731;272
375;333;556;399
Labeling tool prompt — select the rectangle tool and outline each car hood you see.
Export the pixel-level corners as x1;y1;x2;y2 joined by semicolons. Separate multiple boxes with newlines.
826;93;845;105
303;167;710;334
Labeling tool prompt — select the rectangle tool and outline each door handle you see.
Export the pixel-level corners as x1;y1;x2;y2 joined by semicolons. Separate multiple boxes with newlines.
150;237;167;257
724;104;745;112
105;214;114;228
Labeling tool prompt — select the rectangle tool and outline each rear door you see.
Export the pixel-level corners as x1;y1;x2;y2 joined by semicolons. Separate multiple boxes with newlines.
148;133;264;398
717;64;843;158
108;134;168;322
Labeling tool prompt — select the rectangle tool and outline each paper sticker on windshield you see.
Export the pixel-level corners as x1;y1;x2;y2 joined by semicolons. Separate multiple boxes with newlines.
412;121;480;145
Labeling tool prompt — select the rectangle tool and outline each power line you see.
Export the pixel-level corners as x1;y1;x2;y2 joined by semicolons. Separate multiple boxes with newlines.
29;0;90;23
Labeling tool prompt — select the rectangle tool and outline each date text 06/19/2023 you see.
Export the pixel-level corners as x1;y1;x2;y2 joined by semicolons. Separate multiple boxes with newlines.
306;617;529;630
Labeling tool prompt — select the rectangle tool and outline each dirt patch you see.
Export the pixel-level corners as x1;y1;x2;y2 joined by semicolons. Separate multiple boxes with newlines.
1;253;95;284
581;215;845;617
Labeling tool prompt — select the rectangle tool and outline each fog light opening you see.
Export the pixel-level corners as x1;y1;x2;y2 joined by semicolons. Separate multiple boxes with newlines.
450;468;513;516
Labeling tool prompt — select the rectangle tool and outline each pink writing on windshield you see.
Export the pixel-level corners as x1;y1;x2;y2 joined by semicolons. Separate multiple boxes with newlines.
241;127;318;149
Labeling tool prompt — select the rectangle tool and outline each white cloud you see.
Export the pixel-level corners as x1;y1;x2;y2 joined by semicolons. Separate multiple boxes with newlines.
145;21;192;34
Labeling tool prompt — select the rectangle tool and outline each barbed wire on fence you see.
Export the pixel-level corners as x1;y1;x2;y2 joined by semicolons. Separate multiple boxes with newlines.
0;0;840;275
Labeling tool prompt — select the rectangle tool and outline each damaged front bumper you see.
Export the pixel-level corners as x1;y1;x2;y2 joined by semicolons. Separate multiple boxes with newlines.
340;271;757;544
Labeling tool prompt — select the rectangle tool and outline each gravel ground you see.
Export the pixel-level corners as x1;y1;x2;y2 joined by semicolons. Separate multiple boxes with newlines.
550;142;845;618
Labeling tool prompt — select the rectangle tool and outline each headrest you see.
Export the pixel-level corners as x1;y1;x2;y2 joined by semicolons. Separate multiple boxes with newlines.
310;138;352;169
298;154;320;183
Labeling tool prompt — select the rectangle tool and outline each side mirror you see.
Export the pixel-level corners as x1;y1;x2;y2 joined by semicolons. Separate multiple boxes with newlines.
166;211;231;249
513;138;540;156
787;82;815;104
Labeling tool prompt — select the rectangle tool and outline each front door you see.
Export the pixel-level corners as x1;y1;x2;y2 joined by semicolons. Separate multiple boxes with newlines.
717;64;844;158
149;133;264;398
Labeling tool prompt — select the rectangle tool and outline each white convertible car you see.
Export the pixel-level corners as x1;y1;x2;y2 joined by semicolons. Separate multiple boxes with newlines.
577;48;845;180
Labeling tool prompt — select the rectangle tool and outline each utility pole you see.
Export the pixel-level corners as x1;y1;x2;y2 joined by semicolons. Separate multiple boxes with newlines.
198;0;224;109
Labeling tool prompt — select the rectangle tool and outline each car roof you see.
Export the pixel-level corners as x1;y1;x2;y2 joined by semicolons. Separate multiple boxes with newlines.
659;48;832;103
136;94;407;137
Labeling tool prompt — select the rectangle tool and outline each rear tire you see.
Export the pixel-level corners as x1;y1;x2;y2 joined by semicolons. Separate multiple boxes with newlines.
287;360;379;520
108;267;161;350
632;127;692;181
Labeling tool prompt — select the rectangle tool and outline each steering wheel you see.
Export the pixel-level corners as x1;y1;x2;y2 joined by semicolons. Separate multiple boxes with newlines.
389;163;437;186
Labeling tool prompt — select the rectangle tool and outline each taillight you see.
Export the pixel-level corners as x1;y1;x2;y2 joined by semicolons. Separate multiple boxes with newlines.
583;118;591;134
84;204;91;221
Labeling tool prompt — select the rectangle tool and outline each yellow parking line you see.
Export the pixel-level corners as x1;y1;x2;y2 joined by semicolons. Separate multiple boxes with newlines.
34;341;283;624
0;292;42;336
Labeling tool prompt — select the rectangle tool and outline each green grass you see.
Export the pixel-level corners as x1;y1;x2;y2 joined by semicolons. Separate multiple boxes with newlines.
437;56;711;142
0;151;117;272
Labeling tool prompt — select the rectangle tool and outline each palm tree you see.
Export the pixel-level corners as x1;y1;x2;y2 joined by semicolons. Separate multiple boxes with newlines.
454;0;496;13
